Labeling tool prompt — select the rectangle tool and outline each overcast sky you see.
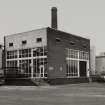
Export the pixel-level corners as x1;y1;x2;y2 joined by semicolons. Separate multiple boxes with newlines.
0;0;105;55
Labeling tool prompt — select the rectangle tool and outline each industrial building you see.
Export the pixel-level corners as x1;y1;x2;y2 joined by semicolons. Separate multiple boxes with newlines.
4;7;90;84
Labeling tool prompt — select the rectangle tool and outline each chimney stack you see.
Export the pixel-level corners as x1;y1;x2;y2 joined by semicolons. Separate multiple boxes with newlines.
51;7;58;29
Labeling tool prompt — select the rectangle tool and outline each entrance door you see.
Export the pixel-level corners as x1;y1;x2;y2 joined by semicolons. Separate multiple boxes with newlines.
39;65;44;78
79;61;87;77
33;59;45;78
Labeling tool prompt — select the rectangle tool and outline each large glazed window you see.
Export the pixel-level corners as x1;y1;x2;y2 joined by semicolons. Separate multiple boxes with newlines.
19;49;31;58
67;49;78;59
33;58;47;78
33;47;47;57
66;48;89;78
7;60;17;68
19;59;31;77
79;51;89;60
7;50;17;59
66;60;78;77
6;46;47;78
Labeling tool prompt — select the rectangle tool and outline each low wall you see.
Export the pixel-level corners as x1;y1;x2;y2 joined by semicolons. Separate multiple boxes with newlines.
44;77;89;85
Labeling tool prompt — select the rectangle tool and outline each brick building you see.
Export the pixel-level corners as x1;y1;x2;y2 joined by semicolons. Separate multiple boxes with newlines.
4;7;90;84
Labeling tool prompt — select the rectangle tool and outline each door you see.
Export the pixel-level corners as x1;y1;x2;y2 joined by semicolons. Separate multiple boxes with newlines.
79;61;87;77
39;65;44;78
33;59;45;78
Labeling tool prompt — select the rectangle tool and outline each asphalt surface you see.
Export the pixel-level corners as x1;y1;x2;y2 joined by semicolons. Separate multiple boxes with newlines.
0;83;105;105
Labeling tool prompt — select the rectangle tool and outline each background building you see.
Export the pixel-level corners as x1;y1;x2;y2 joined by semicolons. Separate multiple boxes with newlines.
4;7;90;84
96;53;105;75
0;45;3;70
90;45;96;75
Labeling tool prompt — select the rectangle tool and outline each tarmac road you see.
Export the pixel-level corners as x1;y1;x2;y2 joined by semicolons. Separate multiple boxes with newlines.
0;83;105;105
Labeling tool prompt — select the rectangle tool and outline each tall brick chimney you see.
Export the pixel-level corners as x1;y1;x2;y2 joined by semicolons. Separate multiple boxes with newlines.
51;7;58;29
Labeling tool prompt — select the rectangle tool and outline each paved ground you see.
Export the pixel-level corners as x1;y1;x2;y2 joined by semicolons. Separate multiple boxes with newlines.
0;83;105;105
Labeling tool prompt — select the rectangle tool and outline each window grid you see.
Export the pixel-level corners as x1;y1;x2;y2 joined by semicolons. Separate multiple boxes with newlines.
6;46;47;78
66;48;89;60
7;60;17;68
33;47;47;57
19;59;31;77
19;49;31;58
7;50;17;59
79;51;89;60
33;58;47;78
66;60;78;77
66;48;89;78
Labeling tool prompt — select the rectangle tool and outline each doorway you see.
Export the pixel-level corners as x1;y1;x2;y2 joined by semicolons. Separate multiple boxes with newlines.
79;61;87;77
39;65;45;78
